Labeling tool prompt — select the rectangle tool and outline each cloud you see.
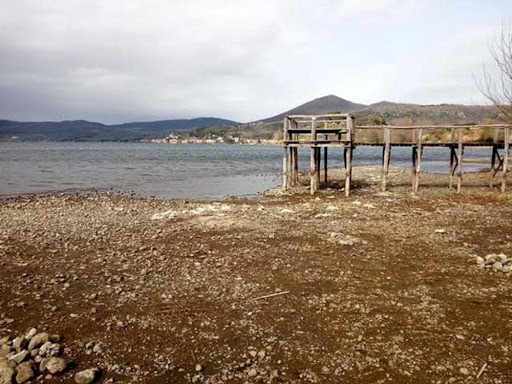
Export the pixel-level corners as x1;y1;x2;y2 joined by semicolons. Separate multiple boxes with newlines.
0;0;508;122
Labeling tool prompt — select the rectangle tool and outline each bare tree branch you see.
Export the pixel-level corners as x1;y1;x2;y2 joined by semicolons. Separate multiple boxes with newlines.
478;21;512;123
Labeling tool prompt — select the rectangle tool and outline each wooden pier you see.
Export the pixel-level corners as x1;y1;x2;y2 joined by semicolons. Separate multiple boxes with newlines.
282;113;512;195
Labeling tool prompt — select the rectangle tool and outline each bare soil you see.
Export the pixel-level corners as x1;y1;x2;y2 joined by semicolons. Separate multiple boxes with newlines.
1;166;512;383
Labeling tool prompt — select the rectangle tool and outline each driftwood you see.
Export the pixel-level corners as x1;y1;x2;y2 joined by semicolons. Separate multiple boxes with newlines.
252;291;290;301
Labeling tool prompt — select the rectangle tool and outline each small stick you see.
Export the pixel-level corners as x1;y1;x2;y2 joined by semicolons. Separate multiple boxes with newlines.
252;291;290;300
476;363;487;379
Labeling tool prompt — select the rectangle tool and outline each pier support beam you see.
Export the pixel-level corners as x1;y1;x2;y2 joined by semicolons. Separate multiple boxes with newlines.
310;117;318;194
412;128;423;193
502;127;509;192
456;127;464;193
345;116;354;197
381;128;391;192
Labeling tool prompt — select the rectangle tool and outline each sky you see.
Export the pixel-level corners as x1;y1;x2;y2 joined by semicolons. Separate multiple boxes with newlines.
0;0;511;123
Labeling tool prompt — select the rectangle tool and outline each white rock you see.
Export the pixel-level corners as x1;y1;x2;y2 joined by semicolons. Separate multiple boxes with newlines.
15;362;34;383
74;368;99;384
24;329;37;341
28;333;49;351
493;261;503;271
8;350;28;365
195;364;202;372
434;228;446;234
0;366;15;384
46;357;67;374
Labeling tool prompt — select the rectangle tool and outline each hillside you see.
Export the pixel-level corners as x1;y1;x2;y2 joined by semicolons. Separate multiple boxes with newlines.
190;97;504;142
0;117;239;142
260;95;368;122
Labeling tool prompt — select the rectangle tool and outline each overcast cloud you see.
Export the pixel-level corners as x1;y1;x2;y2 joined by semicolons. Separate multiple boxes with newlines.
0;0;511;123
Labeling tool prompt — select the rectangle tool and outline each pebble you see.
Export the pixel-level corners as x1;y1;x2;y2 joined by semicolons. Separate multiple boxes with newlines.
8;350;28;365
195;364;203;372
459;367;469;375
0;366;15;384
46;357;67;374
248;368;257;377
74;368;100;384
15;362;34;384
24;329;37;341
28;333;49;351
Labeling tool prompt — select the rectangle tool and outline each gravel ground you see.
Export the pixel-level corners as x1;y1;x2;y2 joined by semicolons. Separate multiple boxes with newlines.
1;166;512;384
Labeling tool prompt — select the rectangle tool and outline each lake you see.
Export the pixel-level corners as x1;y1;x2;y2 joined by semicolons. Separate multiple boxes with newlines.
0;142;491;199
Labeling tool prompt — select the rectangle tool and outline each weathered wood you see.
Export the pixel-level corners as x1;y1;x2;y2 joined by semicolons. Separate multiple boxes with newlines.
449;146;456;189
381;127;391;191
282;117;289;190
502;127;509;192
345;116;354;196
293;147;299;185
323;147;328;186
310;118;318;194
282;147;288;191
457;127;464;193
414;128;423;193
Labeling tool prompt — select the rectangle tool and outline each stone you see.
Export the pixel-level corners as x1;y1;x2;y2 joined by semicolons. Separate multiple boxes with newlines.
8;350;28;365
11;338;26;352
248;368;257;377
0;345;10;359
503;265;511;273
0;366;15;384
24;329;37;341
15;362;34;384
459;367;469;375
195;364;202;372
492;262;503;271
39;358;48;373
46;357;67;374
474;256;485;265
28;333;49;351
74;368;100;384
0;337;9;346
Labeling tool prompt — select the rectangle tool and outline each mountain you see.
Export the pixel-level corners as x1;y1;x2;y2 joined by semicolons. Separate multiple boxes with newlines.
0;117;239;142
260;95;368;122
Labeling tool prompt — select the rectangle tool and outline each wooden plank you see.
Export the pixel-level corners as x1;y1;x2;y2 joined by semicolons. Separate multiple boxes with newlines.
502;127;509;192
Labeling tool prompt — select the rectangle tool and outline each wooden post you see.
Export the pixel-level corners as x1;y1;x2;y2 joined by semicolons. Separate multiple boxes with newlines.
310;117;317;194
316;147;321;187
324;147;328;187
293;147;299;185
457;127;463;193
490;127;499;188
414;128;423;193
449;145;457;189
412;129;418;192
345;116;353;197
449;128;455;189
502;127;509;192
382;127;391;192
282;117;289;190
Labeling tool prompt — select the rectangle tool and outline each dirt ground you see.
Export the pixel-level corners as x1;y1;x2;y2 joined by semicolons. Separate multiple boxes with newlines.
1;166;512;384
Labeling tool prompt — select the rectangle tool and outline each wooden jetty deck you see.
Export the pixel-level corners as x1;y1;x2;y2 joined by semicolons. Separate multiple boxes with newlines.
282;114;512;196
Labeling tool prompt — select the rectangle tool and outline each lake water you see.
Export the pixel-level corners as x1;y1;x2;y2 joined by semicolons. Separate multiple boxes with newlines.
0;142;492;199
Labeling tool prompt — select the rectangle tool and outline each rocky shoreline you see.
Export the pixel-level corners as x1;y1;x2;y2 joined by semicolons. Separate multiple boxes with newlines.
1;166;512;383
